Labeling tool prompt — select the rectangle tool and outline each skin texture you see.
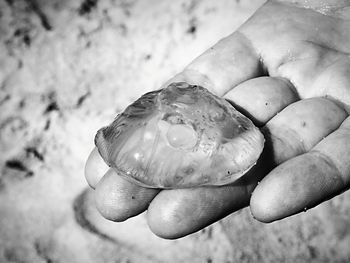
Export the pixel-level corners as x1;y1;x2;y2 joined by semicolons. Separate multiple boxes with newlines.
85;0;350;239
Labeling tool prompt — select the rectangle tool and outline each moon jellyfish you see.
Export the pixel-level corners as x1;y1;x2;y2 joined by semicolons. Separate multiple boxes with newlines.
95;82;264;188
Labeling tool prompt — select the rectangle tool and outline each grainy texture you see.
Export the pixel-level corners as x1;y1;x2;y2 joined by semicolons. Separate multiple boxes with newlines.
0;0;349;262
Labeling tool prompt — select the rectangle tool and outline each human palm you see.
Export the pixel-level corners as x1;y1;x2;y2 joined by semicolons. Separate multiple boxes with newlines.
85;0;350;239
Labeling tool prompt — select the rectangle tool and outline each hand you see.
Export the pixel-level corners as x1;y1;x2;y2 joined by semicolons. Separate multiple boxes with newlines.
85;0;350;239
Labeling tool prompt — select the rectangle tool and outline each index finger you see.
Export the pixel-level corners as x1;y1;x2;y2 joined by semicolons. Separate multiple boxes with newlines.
162;31;263;96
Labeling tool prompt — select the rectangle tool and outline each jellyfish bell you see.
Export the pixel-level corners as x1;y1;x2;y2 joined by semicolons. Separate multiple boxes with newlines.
95;82;264;189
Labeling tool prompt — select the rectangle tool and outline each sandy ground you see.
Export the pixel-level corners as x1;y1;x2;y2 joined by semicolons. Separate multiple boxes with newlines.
0;0;350;262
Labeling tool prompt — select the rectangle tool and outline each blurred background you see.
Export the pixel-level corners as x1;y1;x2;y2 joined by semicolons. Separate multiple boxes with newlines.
0;0;350;262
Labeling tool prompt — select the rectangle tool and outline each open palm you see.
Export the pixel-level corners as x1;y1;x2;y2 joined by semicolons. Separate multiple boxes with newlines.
85;0;350;239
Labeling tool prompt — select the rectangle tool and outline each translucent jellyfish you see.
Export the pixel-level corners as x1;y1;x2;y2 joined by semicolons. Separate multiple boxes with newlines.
95;82;264;189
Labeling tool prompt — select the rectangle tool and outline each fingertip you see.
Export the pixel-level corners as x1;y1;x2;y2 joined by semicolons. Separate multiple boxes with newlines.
250;154;340;223
94;173;129;222
147;186;249;239
85;147;109;189
95;169;159;222
250;162;303;223
147;190;189;239
250;176;283;223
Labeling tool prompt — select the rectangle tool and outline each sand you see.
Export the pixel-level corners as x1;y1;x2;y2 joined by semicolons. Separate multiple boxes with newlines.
0;0;349;262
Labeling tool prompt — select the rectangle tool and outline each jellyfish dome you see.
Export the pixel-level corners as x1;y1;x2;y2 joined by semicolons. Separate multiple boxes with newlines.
95;82;264;188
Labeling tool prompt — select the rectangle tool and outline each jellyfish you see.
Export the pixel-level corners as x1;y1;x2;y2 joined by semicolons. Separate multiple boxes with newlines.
95;82;264;189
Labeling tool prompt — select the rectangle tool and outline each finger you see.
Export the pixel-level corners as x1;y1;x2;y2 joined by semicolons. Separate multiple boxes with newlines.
85;147;109;189
147;176;252;239
224;76;298;126
146;146;272;239
263;97;348;165
95;169;159;222
251;97;347;221
162;32;264;96
251;116;350;223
